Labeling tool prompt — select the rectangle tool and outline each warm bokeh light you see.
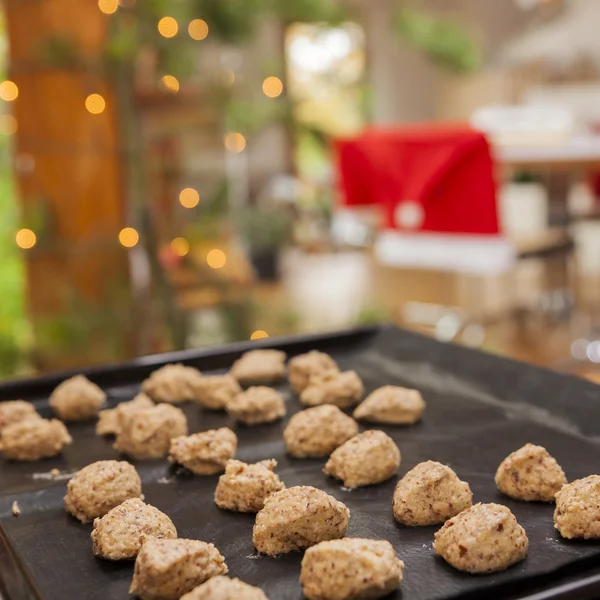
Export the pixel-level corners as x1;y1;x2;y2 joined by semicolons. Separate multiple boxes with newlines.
207;249;227;269
225;132;246;153
262;76;284;98
160;75;180;93
179;188;200;208
98;0;118;14
222;69;235;86
15;229;36;249
0;81;19;102
118;227;139;248
250;330;269;340
170;237;190;257
158;17;178;38
188;19;209;40
85;94;106;115
0;115;18;135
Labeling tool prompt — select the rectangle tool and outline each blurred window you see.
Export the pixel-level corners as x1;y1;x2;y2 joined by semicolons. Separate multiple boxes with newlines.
286;22;366;180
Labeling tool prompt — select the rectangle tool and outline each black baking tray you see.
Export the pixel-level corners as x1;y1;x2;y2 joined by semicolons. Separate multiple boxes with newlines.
2;324;600;600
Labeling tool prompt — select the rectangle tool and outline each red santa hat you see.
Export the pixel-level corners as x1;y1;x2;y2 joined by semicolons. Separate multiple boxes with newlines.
334;124;515;274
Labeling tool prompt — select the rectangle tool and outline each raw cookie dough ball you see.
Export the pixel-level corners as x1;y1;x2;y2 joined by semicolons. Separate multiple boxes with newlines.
64;460;142;523
91;498;177;560
324;430;400;489
300;371;364;409
142;364;203;404
168;428;237;475
214;459;285;512
181;576;268;600
495;443;567;502
300;538;404;600
130;538;228;600
253;486;350;556
353;385;426;425
230;349;287;386
96;409;119;437
554;475;600;539
283;405;358;458
393;461;472;526
114;404;188;459
49;375;106;421
0;418;72;461
0;401;41;431
96;394;154;436
194;375;241;410
289;351;338;394
226;386;285;425
434;503;529;573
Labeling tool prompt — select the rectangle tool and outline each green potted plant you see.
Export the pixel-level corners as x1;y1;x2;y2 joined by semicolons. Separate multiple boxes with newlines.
236;206;292;282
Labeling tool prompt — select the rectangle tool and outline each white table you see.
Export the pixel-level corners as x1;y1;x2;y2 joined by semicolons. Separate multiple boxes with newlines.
495;134;600;170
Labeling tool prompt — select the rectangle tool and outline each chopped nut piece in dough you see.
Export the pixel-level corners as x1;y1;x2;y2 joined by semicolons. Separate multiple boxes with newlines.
91;498;177;560
226;386;285;425
129;538;228;600
214;459;285;512
96;394;154;436
289;351;338;394
180;576;268;600
353;385;426;425
300;370;363;409
142;364;203;404
230;350;287;386
114;404;187;459
324;430;400;489
49;375;106;421
64;460;142;523
283;405;358;458
0;401;41;431
301;538;404;600
554;475;600;539
253;486;350;556
193;375;241;410
393;461;472;526
168;428;237;475
495;443;567;502
434;503;528;573
0;418;72;461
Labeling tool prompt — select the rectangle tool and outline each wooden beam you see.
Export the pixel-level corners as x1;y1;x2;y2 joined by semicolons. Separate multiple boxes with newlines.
5;0;128;316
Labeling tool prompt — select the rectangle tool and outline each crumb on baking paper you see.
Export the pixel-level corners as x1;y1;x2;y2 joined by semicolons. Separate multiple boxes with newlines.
32;470;73;481
157;476;174;484
12;501;20;517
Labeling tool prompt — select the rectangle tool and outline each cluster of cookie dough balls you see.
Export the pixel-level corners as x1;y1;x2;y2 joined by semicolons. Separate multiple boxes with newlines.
431;443;600;574
65;454;400;600
388;441;600;575
20;348;417;599
4;347;600;600
0;375;107;460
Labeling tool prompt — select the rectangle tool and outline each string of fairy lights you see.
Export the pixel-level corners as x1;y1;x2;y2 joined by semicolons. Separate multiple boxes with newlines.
6;0;283;322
